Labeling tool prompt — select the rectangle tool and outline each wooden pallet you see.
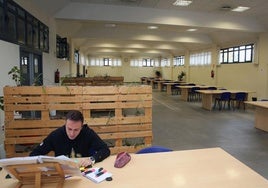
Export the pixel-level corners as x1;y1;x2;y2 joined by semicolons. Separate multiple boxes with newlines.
4;85;152;157
61;76;124;86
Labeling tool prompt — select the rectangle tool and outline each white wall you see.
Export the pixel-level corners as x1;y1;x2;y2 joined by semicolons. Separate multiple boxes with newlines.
0;40;20;127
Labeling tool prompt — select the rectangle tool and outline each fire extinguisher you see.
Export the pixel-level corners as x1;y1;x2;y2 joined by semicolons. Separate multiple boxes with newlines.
211;70;214;78
55;69;60;83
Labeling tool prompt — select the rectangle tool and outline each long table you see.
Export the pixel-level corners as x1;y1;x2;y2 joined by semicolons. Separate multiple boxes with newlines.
177;85;215;101
245;101;268;132
197;90;251;111
163;82;187;95
1;148;268;188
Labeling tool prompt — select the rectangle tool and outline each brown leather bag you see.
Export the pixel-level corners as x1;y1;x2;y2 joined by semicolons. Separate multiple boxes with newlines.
114;152;131;168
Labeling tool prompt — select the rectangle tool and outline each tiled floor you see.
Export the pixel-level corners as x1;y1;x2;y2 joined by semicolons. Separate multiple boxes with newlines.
152;91;268;179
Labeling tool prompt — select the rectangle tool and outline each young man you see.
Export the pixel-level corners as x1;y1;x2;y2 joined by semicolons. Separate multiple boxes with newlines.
30;110;110;167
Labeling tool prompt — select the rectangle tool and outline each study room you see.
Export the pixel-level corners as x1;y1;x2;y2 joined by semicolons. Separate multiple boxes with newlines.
1;0;268;187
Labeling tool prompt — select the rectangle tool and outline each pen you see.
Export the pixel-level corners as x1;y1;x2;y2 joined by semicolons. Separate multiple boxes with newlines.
96;170;106;177
84;168;95;175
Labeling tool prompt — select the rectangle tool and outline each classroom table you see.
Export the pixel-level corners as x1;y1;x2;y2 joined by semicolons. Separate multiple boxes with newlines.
176;85;214;101
1;147;268;188
154;80;172;91
245;101;268;132
162;82;187;95
197;90;251;111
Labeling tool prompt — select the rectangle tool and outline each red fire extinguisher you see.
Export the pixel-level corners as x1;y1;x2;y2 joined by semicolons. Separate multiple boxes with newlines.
55;69;60;83
211;70;214;78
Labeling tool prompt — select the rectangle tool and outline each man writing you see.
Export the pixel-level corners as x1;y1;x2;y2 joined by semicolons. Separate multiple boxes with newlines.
30;110;110;167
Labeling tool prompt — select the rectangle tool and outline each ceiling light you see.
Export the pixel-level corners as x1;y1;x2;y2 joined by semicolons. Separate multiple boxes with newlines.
187;28;197;32
148;26;158;29
232;6;250;12
173;0;192;6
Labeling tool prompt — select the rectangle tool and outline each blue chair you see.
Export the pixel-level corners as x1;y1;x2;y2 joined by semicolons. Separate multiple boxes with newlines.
213;92;231;110
207;87;217;90
171;83;180;95
188;87;201;101
136;146;173;154
231;92;247;110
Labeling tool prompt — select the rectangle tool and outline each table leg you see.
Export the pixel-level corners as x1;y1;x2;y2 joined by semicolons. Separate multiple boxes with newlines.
166;85;172;95
255;107;268;132
201;94;213;110
181;88;189;101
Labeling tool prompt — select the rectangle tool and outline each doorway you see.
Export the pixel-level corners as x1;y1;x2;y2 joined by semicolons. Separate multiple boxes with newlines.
19;48;43;119
20;48;43;86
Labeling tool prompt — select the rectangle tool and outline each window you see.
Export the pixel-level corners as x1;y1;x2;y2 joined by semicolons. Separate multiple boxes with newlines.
104;58;112;66
112;58;122;66
190;51;211;66
130;59;142;67
219;44;254;64
0;0;3;35
17;7;25;44
130;58;159;67
56;35;69;59
160;58;170;67
0;0;49;53
89;57;121;67
6;1;16;41
142;58;154;67
173;56;185;66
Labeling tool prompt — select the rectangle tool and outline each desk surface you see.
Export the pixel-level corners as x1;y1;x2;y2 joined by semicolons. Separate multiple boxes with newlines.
197;89;254;94
177;85;214;89
245;101;268;108
1;148;268;188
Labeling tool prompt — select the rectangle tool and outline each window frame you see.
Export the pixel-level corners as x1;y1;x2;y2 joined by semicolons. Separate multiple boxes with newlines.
219;44;254;64
173;56;185;66
0;0;49;53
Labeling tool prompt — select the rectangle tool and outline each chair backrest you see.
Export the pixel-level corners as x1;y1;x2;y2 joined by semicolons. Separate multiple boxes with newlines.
136;146;173;154
207;87;217;90
220;92;231;100
235;92;246;101
191;87;200;92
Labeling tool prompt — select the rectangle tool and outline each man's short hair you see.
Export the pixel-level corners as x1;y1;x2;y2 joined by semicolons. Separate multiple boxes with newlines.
66;110;84;123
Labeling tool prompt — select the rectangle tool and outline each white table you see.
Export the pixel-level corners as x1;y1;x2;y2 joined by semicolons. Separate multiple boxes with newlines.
197;90;252;111
1;148;268;188
245;101;268;132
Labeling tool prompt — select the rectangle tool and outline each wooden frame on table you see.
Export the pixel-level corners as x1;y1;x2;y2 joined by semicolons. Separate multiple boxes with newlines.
5;162;65;188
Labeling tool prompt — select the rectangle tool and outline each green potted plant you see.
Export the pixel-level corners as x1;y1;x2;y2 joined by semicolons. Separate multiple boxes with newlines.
155;70;161;79
8;66;23;86
178;71;186;81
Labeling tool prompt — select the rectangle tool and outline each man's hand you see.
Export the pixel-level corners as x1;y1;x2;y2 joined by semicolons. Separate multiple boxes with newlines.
79;158;93;167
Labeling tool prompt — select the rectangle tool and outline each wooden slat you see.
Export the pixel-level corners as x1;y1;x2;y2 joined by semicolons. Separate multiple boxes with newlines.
5;104;47;111
90;124;152;133
5;120;65;129
4;96;45;103
99;130;152;139
5;128;56;137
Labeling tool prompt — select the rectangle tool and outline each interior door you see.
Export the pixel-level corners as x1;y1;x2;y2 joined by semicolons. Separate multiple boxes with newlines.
20;48;43;86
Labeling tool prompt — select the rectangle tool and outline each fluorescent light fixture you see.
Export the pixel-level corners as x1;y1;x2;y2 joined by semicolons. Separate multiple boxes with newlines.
187;28;197;32
173;0;192;6
232;6;250;12
148;26;158;29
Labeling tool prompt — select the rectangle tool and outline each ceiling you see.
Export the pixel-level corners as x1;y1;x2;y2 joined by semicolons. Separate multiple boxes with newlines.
20;0;268;58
